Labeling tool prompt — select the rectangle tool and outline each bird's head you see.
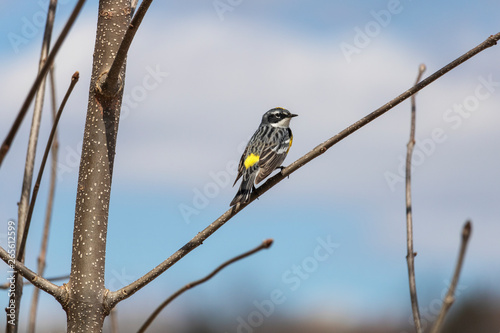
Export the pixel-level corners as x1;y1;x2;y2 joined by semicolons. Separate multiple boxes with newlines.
261;107;298;128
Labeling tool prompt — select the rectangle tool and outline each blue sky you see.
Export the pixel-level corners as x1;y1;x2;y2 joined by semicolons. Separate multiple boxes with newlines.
1;1;500;331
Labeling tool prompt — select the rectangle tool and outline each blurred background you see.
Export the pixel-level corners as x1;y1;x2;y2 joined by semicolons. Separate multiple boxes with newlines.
1;1;499;332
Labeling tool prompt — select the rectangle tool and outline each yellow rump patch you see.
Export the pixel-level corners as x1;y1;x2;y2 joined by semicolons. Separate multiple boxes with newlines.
244;153;260;169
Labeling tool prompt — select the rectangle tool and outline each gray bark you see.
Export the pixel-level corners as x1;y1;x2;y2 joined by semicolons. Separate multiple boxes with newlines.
66;1;130;331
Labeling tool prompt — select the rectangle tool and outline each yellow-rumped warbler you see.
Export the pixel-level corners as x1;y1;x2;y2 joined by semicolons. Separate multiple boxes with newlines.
230;107;298;206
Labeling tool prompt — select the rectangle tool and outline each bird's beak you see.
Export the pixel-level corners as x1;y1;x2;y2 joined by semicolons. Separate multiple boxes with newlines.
290;114;298;118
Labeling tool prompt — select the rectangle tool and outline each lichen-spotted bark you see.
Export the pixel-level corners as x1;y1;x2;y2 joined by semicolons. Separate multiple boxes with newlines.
67;1;130;331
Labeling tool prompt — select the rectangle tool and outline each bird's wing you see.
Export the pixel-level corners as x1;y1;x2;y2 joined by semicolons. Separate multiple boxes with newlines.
255;131;290;184
233;125;268;186
232;145;249;186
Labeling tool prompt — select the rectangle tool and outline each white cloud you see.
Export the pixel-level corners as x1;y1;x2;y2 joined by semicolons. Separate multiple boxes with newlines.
1;6;499;326
3;11;499;207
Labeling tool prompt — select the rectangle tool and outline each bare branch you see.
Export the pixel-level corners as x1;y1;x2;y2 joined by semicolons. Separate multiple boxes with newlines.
137;239;273;333
0;275;69;290
0;0;86;168
8;1;59;330
405;64;426;333
97;0;154;96
28;65;61;333
106;32;500;309
430;221;472;333
17;72;80;262
0;246;65;301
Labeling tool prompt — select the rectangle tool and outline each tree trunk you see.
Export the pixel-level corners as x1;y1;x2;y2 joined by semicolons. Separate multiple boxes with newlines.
66;1;130;331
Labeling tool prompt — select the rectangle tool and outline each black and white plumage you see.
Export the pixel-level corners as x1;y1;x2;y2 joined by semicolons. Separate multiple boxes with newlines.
230;107;298;206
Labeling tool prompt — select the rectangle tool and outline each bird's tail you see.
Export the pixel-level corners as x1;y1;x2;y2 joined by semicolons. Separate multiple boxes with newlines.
230;172;257;206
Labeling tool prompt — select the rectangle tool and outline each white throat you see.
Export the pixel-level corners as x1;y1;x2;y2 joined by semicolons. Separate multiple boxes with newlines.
271;117;291;128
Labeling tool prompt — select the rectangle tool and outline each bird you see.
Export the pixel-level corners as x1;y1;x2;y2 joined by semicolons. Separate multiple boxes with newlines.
230;107;298;206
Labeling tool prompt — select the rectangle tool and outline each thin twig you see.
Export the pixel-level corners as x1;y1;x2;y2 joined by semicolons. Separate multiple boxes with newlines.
98;0;154;96
105;32;500;309
0;275;69;290
430;221;472;333
0;0;86;168
9;1;59;331
28;65;60;333
17;0;58;247
17;72;80;262
0;246;63;300
137;239;273;333
405;64;426;333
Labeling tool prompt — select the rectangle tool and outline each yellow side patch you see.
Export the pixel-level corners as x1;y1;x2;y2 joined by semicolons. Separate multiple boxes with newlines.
287;134;293;153
244;153;260;169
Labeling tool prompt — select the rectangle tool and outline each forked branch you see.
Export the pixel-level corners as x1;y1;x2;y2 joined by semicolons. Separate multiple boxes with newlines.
97;0;154;96
0;246;64;301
